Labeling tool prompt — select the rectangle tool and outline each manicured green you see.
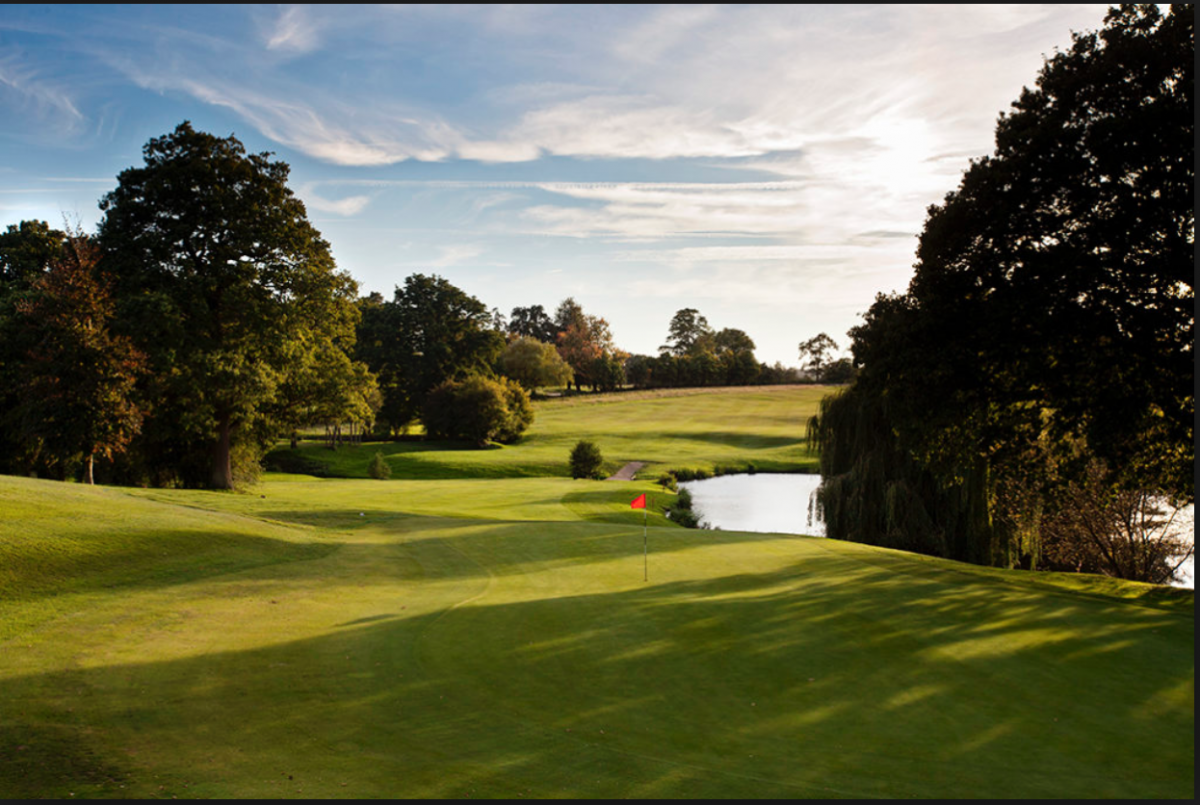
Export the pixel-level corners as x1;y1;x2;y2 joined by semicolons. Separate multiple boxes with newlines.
0;386;1192;799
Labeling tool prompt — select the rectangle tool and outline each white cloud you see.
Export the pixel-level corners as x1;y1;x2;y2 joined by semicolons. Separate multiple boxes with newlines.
265;6;320;53
84;4;1110;176
298;184;371;216
612;4;721;65
174;79;461;166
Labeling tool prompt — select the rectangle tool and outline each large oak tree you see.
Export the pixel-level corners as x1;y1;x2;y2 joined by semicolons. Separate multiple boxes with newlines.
98;122;361;488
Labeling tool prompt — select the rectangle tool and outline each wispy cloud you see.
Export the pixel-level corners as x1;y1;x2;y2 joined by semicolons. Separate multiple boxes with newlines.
0;50;85;133
0;3;1115;364
430;244;484;268
265;6;320;53
298;183;371;216
57;3;1109;174
173;79;461;166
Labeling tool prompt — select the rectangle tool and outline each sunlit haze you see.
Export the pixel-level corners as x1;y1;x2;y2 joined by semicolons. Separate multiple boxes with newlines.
1;4;1110;364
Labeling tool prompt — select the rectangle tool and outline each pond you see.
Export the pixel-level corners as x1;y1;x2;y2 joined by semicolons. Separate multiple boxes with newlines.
677;472;825;537
678;473;1193;589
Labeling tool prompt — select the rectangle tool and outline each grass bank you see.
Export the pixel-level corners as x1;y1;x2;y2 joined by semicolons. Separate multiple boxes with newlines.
0;386;1192;798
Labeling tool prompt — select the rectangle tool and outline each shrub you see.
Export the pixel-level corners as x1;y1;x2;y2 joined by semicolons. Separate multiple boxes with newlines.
368;451;391;480
569;439;604;479
422;374;535;447
494;377;534;443
667;485;710;529
670;506;704;529
675;487;694;511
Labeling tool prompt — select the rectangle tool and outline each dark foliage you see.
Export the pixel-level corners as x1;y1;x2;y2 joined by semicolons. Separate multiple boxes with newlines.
422;374;533;447
97;122;362;488
569;439;604;480
357;274;504;434
812;6;1193;579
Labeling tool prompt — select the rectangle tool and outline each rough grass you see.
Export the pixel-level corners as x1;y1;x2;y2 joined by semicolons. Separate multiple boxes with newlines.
0;386;1193;799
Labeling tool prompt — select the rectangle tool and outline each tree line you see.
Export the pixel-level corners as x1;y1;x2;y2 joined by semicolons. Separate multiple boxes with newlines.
0;123;834;490
808;5;1193;584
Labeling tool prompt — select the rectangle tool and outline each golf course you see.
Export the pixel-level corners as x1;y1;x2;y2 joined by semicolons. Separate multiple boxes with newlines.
0;386;1192;799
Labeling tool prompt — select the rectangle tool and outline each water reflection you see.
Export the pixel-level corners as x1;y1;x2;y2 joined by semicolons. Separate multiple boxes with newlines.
678;473;1193;589
677;473;825;537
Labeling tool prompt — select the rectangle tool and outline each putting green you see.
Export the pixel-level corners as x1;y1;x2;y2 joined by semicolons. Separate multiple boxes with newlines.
0;470;1192;799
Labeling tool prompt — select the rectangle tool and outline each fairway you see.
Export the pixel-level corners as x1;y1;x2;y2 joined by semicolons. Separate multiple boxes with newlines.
0;388;1193;799
270;385;828;480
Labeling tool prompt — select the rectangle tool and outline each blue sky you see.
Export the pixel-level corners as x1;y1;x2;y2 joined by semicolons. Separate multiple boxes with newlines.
1;3;1111;365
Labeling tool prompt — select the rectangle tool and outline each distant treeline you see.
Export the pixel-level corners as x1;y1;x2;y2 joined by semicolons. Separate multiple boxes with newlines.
0;126;838;490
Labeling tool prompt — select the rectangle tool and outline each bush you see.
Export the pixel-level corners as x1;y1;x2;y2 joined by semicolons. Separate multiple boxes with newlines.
368;451;391;480
675;487;694;511
667;484;711;529
494;377;534;443
569;439;604;479
422;374;535;447
670;507;704;529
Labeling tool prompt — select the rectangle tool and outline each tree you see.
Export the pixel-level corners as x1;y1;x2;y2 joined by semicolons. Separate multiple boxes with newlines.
713;328;759;385
569;439;604;480
554;297;587;335
12;231;146;484
713;327;755;355
497;335;574;392
660;308;713;356
813;5;1194;572
588;352;627;392
422;374;533;447
356;274;503;433
553;300;618;391
307;345;381;449
797;333;838;381
820;357;856;385
1040;460;1193;584
98;122;362;488
0;220;66;288
900;4;1193;498
0;220;70;474
624;354;653;388
508;304;558;343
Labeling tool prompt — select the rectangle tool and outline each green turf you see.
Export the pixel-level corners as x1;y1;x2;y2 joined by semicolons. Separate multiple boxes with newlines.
267;385;828;480
0;386;1193;799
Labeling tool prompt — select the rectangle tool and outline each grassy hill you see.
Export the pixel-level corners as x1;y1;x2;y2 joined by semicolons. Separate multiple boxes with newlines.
1;386;1193;798
266;385;828;480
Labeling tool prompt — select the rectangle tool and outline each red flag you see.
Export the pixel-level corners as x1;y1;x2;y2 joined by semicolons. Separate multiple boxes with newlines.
630;493;647;509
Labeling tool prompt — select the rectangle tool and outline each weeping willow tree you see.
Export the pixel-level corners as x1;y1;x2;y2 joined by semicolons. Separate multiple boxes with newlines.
808;385;995;565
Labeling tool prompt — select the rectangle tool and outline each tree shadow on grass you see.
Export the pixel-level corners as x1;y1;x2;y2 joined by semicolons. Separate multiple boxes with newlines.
0;529;335;605
1;548;1192;799
652;431;806;449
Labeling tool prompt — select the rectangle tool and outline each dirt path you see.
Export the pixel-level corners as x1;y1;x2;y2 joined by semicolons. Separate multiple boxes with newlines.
606;461;647;481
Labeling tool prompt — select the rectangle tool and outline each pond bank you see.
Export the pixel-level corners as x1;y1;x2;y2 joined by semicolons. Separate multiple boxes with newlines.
680;473;1193;589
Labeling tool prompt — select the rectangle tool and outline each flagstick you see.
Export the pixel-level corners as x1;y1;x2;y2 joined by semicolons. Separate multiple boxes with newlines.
643;503;648;582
